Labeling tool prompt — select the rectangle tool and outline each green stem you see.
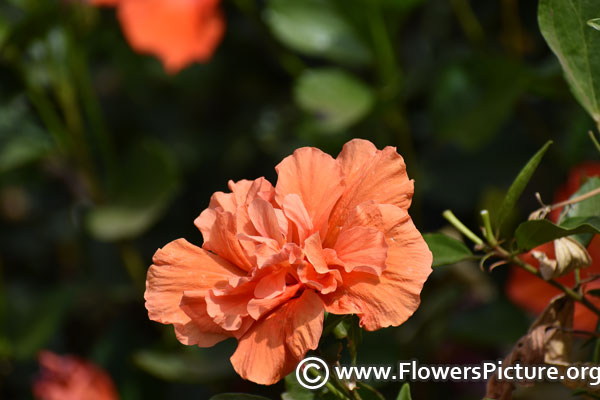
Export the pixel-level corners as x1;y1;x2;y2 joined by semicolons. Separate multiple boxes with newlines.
442;210;484;246
307;368;348;399
450;0;485;45
480;209;497;246
589;130;600;154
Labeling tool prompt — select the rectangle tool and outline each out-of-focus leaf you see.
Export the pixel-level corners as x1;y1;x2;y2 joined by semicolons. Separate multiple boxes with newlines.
210;395;271;400
515;216;600;250
432;55;531;151
449;301;530;346
423;233;473;267
282;373;315;400
133;350;232;383
13;288;72;359
396;383;412;400
294;68;374;133
539;0;600;123
0;98;52;173
264;0;371;65
378;0;424;12
495;140;553;231
356;382;385;400
86;140;179;241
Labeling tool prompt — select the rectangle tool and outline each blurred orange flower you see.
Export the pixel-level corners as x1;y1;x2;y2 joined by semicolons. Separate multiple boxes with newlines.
90;0;224;73
34;351;118;400
506;163;600;331
145;139;432;384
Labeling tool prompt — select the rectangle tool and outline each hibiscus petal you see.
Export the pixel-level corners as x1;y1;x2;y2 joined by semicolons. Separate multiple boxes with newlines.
248;198;283;244
247;283;301;320
334;226;387;275
282;194;313;244
117;0;224;73
326;139;414;246
195;209;253;270
275;147;344;238
145;239;244;326
230;290;323;385
323;205;432;330
303;233;329;274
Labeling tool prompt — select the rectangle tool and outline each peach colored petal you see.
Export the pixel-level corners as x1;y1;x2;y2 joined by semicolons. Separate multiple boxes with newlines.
282;194;313;244
247;283;302;320
178;291;232;346
196;209;253;270
205;280;256;331
208;178;275;214
231;290;323;385
324;205;432;330
303;233;330;274
145;239;244;326
116;0;224;73
248;198;284;244
297;262;340;294
325;139;414;246
253;268;288;299
275;147;344;238
334;226;387;275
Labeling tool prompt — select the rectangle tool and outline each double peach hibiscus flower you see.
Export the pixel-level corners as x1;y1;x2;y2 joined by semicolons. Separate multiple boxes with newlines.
145;139;433;384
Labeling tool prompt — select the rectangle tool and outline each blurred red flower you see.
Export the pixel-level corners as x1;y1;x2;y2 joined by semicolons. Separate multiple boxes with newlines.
144;139;433;384
90;0;224;73
34;351;118;400
506;163;600;331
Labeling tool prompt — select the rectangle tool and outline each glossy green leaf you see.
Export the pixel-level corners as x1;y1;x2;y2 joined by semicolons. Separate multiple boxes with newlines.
396;383;412;400
294;68;374;133
264;0;371;65
209;395;271;400
423;233;473;267
495;140;553;231
515;216;600;250
86;140;179;241
539;0;600;123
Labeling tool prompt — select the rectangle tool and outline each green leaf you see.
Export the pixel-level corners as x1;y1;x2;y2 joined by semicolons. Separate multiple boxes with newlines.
423;233;473;267
13;288;72;359
538;0;600;123
495;140;553;231
85;140;179;241
294;68;374;133
396;383;412;400
209;395;271;400
559;177;600;221
515;216;600;250
133;350;232;383
264;0;371;65
282;373;315;400
558;176;600;245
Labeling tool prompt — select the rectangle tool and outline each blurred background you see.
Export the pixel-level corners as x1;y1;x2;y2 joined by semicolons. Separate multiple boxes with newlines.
0;0;598;399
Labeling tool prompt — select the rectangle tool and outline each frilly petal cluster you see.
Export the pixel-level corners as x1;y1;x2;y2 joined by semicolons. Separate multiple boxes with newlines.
145;139;432;384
